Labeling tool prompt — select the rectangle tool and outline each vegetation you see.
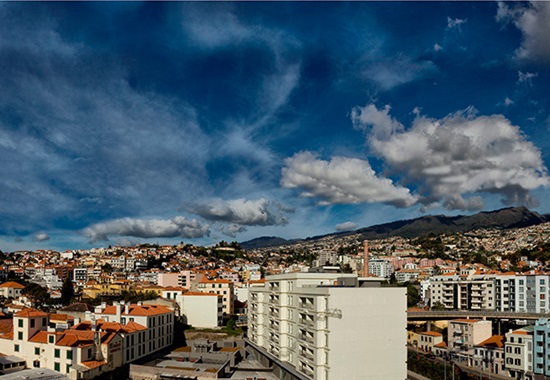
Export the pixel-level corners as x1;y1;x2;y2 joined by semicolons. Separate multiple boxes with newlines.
60;276;75;306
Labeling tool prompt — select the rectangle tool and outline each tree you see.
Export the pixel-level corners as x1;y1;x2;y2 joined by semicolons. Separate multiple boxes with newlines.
60;277;75;306
407;283;420;308
22;283;50;309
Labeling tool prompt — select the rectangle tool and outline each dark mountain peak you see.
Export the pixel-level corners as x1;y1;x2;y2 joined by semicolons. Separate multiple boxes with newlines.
240;207;547;249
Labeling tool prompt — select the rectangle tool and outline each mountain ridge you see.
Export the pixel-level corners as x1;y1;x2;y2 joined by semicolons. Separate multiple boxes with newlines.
240;206;548;249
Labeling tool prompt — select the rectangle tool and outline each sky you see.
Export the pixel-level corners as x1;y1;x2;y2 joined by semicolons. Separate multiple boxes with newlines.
1;2;550;252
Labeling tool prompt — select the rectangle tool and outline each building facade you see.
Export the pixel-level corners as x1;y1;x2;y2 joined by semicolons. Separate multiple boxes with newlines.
248;272;406;380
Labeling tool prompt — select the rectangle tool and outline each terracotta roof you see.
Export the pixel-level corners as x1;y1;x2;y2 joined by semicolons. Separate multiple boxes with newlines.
14;309;49;318
28;331;50;344
477;335;504;348
419;331;443;337
0;281;25;289
183;291;220;296
99;303;173;316
50;313;74;322
450;319;483;324
81;360;107;369
434;341;447;348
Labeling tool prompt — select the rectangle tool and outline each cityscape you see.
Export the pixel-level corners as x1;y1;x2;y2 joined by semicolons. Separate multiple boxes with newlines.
2;1;550;380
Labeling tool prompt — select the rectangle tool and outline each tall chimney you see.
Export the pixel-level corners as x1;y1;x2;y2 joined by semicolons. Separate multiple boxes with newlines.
363;240;369;277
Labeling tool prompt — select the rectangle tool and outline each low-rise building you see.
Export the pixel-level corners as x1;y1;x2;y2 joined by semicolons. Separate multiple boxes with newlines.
418;331;443;353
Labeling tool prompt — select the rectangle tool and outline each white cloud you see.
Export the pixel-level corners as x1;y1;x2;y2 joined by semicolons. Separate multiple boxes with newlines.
496;2;550;63
433;43;443;52
187;198;289;226
281;151;418;207
33;232;50;242
504;97;514;106
335;222;358;232
518;71;538;84
447;17;467;29
353;104;550;210
362;53;437;91
83;216;210;242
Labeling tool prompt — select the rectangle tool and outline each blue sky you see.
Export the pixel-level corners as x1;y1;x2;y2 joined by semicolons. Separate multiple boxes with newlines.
1;2;550;251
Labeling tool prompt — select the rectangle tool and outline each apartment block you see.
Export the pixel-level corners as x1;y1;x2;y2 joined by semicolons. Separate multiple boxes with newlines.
448;319;492;359
247;272;406;380
533;319;550;377
196;278;234;315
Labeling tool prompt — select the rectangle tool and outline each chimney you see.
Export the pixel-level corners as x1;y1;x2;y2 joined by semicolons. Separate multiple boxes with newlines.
115;302;122;318
363;240;369;277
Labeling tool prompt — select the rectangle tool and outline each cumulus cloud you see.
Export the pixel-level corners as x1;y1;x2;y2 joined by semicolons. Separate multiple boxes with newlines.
187;198;289;226
83;217;210;242
281;151;418;207
33;233;50;242
335;222;358;232
496;2;550;63
218;223;247;238
352;104;550;210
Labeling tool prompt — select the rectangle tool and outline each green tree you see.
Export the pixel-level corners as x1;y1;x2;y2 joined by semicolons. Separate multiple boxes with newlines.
407;283;420;308
60;277;75;306
22;283;50;309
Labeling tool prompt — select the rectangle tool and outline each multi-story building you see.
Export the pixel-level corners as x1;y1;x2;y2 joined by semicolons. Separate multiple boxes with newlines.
247;272;406;380
533;319;550;377
93;301;174;356
175;291;223;328
447;319;492;359
0;281;25;298
430;275;495;310
368;259;394;279
505;326;534;379
158;271;192;288
473;335;505;376
417;331;443;353
0;308;124;380
197;278;234;315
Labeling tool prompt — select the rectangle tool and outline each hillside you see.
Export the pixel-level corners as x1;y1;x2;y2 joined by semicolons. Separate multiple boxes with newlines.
240;206;547;249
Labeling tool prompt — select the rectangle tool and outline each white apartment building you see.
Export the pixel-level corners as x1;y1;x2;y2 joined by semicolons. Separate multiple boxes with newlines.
429;273;550;313
367;259;394;279
505;326;534;379
247;273;406;380
430;274;495;310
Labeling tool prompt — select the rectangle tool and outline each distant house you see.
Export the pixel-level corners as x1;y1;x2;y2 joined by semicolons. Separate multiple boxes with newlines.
418;331;443;353
0;282;25;299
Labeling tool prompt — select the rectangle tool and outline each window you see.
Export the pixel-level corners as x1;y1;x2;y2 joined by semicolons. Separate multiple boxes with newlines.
54;362;60;372
18;319;23;328
49;335;55;344
14;344;19;352
121;317;126;325
54;349;60;358
42;318;47;326
33;360;40;368
35;347;40;355
30;319;35;328
67;350;73;360
18;332;23;340
66;364;71;374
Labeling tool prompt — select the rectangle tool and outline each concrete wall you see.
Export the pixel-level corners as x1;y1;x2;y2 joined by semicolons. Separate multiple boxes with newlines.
327;287;407;380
